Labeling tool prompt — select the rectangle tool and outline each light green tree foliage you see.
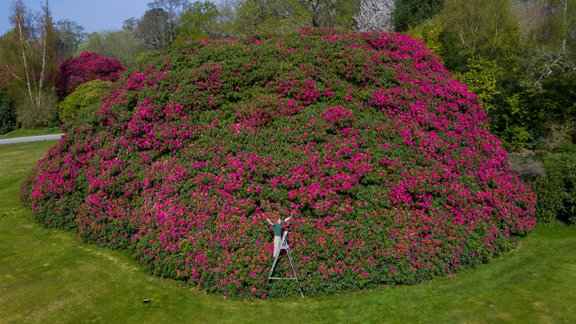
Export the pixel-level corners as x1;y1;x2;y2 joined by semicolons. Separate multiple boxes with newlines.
77;31;147;69
409;18;444;58
439;0;522;64
453;56;504;106
176;1;219;43
229;0;357;36
233;0;310;35
59;80;112;127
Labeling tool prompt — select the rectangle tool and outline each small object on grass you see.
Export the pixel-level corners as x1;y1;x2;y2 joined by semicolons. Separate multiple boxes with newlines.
142;298;150;304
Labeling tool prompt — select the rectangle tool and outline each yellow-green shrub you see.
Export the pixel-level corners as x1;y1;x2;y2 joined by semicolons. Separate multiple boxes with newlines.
59;80;112;126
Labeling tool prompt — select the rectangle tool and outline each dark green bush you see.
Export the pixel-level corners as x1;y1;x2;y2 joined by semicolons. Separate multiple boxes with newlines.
0;88;17;135
532;153;576;225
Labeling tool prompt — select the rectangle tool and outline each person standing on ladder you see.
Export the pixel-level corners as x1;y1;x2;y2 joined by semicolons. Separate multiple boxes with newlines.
266;213;291;258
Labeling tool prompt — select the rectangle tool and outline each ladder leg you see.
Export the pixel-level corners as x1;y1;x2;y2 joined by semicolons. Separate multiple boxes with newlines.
285;248;304;298
267;249;281;281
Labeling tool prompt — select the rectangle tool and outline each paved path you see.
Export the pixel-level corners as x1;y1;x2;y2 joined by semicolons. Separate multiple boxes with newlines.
0;134;63;145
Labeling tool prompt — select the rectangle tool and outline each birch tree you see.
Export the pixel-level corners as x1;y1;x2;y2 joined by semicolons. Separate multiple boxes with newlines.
353;0;396;32
7;0;57;127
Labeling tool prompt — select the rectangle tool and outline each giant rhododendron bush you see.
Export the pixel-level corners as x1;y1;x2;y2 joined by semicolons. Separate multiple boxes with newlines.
22;30;536;298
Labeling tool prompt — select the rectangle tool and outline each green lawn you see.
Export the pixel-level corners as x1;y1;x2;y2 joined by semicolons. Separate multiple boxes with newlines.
1;141;575;323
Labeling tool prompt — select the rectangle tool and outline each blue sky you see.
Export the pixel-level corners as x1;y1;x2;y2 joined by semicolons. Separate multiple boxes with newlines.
0;0;153;35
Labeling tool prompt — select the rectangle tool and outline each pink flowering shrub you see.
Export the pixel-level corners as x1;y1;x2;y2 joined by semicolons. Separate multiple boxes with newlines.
56;51;125;99
22;29;536;298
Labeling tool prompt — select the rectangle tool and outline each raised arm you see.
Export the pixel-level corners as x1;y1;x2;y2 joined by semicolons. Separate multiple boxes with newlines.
284;216;292;223
266;218;273;225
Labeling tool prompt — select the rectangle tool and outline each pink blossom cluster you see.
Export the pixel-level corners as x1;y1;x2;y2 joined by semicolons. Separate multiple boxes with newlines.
57;51;125;99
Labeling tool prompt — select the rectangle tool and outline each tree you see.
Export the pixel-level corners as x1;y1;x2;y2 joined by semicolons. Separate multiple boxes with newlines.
353;0;396;32
135;0;190;47
6;0;59;128
438;0;522;70
123;17;139;32
78;30;147;69
393;0;443;31
232;0;310;35
55;19;86;56
297;0;359;29
176;1;219;42
135;8;173;48
513;0;576;89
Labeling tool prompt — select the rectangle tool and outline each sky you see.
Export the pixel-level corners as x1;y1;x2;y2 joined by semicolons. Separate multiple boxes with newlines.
0;0;152;35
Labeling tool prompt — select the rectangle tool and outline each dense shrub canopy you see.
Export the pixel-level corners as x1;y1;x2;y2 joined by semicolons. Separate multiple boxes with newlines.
23;30;536;298
56;51;124;99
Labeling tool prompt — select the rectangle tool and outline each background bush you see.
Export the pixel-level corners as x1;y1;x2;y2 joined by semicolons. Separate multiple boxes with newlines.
59;80;113;127
0;87;17;135
56;51;124;100
22;30;536;298
532;153;576;225
15;90;60;129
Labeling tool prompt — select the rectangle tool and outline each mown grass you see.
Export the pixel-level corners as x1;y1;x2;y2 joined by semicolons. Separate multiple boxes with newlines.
1;141;575;323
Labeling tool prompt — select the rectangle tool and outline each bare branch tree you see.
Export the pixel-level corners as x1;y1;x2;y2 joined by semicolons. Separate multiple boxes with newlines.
8;0;57;127
353;0;395;32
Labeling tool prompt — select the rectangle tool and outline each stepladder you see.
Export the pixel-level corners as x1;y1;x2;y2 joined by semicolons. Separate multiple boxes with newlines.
267;231;304;298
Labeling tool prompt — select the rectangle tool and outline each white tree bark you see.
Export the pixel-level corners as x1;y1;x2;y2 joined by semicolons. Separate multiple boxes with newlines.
353;0;396;32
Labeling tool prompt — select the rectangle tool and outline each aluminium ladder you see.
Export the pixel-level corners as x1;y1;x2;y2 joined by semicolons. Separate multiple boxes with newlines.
267;230;304;298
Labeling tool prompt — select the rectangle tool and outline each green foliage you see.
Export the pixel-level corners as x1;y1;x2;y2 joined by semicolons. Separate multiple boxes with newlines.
55;19;86;55
233;0;310;35
439;0;522;67
409;18;444;58
1;1;59;129
453;56;503;105
59;80;112;127
15;90;59;129
0;88;17;135
393;0;444;31
532;153;576;225
488;69;576;151
176;1;219;42
76;31;147;69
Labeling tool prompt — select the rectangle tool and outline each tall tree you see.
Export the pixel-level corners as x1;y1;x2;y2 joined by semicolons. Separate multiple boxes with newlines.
233;0;309;35
439;0;521;63
6;0;58;127
513;0;576;88
77;30;146;69
135;0;190;47
393;0;443;31
298;0;359;29
135;8;172;48
354;0;396;32
55;19;86;56
177;1;219;42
